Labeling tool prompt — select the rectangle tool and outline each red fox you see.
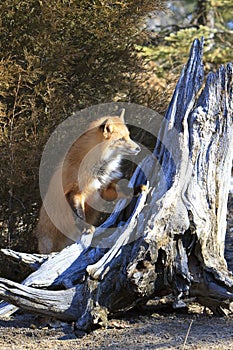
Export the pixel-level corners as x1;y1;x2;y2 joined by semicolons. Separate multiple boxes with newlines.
36;110;141;253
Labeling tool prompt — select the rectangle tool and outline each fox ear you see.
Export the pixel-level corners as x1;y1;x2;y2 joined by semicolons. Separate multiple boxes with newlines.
100;119;113;139
119;108;125;122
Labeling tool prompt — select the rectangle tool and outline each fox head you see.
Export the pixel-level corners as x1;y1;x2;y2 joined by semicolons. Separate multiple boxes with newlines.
66;110;141;195
98;109;141;157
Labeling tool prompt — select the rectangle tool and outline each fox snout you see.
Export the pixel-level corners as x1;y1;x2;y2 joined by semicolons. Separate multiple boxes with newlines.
124;140;141;155
129;141;141;155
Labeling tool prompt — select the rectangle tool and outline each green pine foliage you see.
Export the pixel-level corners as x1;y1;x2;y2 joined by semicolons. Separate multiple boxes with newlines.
141;0;232;77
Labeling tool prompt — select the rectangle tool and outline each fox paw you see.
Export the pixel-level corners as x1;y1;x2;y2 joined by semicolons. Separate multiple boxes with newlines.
133;184;148;197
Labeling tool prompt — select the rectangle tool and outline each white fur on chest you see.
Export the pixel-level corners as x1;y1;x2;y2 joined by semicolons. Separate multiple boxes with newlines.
90;155;122;191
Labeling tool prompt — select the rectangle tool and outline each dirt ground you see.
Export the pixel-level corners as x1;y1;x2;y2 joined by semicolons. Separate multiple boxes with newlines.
0;301;233;350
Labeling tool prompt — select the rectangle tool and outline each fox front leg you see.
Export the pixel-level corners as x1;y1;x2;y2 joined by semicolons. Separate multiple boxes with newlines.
101;181;148;201
71;193;86;221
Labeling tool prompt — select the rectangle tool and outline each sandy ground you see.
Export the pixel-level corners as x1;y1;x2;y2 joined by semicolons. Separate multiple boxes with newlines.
0;302;233;350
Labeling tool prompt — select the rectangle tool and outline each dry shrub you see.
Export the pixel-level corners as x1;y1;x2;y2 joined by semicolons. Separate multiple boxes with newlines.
0;0;166;253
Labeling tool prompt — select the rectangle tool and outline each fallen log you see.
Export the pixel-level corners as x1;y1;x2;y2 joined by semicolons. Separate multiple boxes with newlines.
0;249;55;272
0;38;232;331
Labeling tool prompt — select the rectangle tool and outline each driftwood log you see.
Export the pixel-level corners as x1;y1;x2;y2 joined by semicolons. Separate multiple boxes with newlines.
0;38;232;331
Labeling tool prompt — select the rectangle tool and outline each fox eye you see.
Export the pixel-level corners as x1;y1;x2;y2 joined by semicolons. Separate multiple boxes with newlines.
119;137;125;141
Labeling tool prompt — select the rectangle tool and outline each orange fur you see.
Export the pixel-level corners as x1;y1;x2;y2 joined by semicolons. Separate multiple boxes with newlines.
36;114;140;253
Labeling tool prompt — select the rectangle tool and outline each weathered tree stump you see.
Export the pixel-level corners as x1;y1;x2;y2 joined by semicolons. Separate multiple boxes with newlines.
0;38;232;330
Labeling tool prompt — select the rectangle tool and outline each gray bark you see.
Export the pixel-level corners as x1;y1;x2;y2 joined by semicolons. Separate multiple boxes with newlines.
0;38;232;330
